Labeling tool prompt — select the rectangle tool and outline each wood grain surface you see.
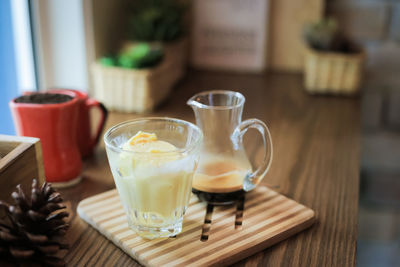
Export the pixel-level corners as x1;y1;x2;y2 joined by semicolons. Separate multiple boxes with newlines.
0;71;359;266
0;135;45;203
77;186;315;267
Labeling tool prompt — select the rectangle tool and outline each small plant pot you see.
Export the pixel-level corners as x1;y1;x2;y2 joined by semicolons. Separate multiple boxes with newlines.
91;38;187;113
303;45;366;95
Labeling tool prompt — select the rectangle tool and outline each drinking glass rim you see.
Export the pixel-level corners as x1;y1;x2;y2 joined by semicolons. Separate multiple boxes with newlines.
104;117;203;155
187;90;246;110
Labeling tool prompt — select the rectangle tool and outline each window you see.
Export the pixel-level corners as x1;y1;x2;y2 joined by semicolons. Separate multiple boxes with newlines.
0;0;36;135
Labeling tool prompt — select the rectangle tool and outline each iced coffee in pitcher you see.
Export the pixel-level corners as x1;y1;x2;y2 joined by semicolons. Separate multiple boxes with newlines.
187;90;273;205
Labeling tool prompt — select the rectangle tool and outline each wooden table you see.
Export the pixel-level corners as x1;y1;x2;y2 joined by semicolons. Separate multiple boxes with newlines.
59;70;360;266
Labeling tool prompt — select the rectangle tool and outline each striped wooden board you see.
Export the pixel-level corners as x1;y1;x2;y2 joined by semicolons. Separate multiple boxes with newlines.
77;186;315;266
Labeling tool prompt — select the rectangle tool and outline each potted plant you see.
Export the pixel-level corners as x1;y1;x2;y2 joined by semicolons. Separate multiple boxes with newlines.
91;0;188;113
303;18;366;95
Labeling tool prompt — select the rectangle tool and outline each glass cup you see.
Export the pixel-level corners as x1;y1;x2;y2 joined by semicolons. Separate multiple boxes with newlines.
104;118;203;239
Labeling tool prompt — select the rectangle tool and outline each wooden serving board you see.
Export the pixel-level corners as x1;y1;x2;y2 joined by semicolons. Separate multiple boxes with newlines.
77;186;315;266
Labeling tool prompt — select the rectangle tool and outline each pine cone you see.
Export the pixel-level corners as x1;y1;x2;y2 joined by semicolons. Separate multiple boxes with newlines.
0;179;69;266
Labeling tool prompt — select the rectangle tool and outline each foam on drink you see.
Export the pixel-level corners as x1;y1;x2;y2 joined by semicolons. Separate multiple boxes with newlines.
193;154;252;193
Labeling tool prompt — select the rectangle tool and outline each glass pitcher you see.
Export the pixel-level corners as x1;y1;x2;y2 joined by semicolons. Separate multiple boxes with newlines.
187;90;273;204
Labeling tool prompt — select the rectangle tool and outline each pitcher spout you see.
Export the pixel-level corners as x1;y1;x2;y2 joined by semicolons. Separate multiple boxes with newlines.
186;95;203;110
187;90;245;111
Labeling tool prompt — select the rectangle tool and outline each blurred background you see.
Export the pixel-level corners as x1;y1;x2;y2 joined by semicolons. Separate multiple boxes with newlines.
0;0;399;266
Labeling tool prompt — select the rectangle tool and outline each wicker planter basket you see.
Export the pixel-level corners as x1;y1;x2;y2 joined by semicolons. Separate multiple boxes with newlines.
91;39;187;113
304;45;365;95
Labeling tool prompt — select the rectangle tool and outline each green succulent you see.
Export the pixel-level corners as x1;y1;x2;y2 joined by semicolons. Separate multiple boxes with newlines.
303;18;341;51
99;43;163;69
99;56;116;67
128;0;186;42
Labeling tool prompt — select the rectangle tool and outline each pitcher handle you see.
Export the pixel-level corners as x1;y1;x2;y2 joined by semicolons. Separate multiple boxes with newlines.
231;119;273;191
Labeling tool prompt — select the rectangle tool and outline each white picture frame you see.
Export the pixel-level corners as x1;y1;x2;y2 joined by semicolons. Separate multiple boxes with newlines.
190;0;270;72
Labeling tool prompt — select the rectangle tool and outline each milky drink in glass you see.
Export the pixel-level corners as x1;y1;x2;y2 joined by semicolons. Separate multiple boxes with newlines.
104;118;202;239
188;90;273;205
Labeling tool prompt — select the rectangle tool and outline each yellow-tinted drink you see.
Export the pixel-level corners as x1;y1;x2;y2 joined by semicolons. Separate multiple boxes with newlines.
106;130;200;239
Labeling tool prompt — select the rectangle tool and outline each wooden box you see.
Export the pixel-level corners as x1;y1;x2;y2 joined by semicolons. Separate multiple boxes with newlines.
0;135;45;203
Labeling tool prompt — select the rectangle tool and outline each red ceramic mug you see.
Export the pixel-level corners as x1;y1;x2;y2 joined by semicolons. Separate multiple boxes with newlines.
9;92;82;186
49;89;108;157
